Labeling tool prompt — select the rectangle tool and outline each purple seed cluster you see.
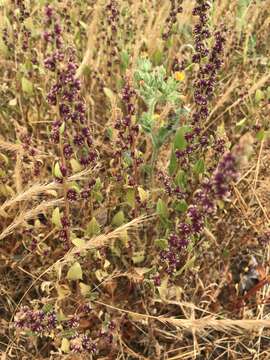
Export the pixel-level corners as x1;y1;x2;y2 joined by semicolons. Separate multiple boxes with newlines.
192;1;211;64
70;334;97;353
170;1;226;180
44;6;96;172
19;133;43;177
14;306;57;334
42;4;98;249
191;1;226;131
14;306;97;353
113;75;141;184
162;0;184;41
192;29;226;127
105;0;120;77
159;138;252;275
158;171;186;199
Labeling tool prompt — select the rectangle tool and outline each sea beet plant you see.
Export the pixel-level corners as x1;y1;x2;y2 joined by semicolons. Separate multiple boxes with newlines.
1;0;270;358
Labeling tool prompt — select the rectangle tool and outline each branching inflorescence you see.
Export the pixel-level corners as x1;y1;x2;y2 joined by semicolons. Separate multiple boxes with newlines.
162;0;184;41
44;5;97;248
159;133;253;275
175;0;226;167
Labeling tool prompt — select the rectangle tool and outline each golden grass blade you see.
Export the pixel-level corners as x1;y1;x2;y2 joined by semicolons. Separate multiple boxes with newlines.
94;300;270;333
0;139;21;152
0;167;95;214
0;199;63;241
205;73;270;131
76;0;104;78
64;214;153;261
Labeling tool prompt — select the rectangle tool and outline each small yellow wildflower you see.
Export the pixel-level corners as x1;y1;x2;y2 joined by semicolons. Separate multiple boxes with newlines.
174;71;185;82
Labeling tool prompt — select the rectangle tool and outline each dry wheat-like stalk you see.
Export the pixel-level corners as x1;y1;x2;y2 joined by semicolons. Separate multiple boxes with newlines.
211;73;270;127
76;0;103;78
0;167;95;214
64;214;153;261
0;198;64;241
0;139;21;152
94;300;270;333
0;182;58;214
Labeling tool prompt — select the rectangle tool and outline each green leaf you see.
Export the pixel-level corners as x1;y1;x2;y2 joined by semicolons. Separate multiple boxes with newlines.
53;162;63;178
70;158;82;173
255;89;264;103
266;86;270;100
79;282;91;297
59;122;65;135
139;112;153;133
0;38;8;58
42;303;54;314
121;50;130;70
52;207;61;228
125;188;135;208
106;127;113;140
85;217;101;237
132;251;145;264
93;190;103;203
175;255;196;276
157;276;168;300
193;159;205;175
174;127;187;151
236;118;246;128
61;338;70;353
79;20;88;30
152;49;163;66
67;262;83;281
104;87;116;105
175;170;187;189
0;153;9;165
21;77;34;95
256;129;265;141
93;178;102;190
138;187;149;202
155;126;171;149
168;150;177;176
156;199;168;218
56;309;68;321
71;238;86;248
81;64;91;76
155;238;168;250
112;210;125;227
174;200;188;213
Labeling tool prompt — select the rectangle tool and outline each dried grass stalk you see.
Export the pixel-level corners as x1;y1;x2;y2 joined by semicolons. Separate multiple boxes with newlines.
0;167;95;214
95;300;270;333
64;215;153;261
0;199;63;241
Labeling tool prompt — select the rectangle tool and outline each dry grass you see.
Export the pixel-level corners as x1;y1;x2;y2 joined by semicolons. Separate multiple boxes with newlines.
1;0;270;359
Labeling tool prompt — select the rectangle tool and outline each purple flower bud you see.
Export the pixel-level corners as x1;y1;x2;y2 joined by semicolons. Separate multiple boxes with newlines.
67;189;78;202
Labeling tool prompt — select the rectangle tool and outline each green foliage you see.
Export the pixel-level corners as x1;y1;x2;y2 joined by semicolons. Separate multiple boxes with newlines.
112;210;125;227
134;58;185;154
155;238;168;250
1;0;266;356
67;262;83;281
156;198;168;219
85;217;101;237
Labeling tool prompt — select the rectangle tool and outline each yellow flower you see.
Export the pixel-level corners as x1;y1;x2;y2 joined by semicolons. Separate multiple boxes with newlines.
174;71;185;82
